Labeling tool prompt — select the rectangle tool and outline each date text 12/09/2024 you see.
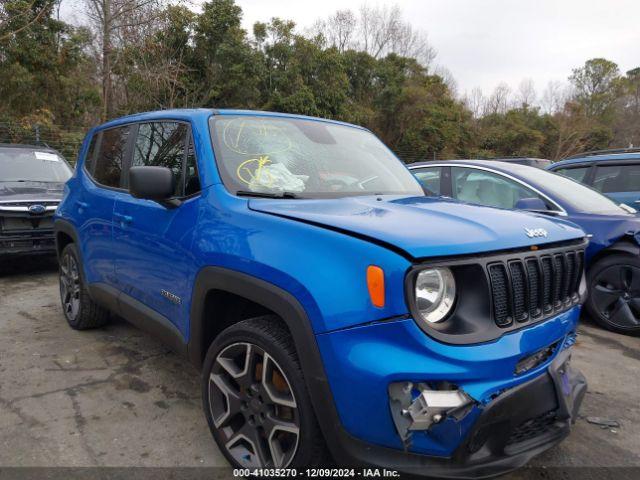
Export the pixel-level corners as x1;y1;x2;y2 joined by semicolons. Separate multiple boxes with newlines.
233;469;400;478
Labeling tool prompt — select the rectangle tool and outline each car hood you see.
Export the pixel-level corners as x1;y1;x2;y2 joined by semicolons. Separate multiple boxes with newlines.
0;181;64;202
249;195;586;259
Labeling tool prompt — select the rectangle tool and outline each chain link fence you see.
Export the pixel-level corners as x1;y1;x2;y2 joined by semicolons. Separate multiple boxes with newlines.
0;122;88;164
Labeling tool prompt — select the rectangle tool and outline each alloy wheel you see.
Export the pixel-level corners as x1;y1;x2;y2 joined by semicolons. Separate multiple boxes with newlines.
592;264;640;329
59;252;81;321
208;342;300;468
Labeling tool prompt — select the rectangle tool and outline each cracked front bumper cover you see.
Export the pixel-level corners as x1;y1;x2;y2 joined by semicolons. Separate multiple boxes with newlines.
331;349;586;479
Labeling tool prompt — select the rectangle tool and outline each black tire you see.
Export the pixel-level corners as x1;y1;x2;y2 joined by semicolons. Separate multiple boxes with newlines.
586;253;640;335
59;243;110;330
202;315;329;468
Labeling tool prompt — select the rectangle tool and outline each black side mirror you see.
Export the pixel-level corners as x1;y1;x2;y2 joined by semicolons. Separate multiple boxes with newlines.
129;166;180;207
515;197;548;212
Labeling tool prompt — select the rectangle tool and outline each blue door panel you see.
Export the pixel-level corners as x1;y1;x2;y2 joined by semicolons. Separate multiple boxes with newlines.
113;194;200;338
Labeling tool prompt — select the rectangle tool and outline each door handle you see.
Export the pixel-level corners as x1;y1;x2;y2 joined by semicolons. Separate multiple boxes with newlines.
76;201;89;209
114;213;133;224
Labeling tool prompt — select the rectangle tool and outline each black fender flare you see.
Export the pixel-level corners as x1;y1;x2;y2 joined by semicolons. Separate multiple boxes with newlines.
53;218;81;262
188;266;351;460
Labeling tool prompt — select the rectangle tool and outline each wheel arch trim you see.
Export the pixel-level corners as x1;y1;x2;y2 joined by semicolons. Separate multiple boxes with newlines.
188;266;349;459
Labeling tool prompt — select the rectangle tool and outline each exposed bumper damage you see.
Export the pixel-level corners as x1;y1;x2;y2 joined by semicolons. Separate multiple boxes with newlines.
315;306;586;477
387;349;586;474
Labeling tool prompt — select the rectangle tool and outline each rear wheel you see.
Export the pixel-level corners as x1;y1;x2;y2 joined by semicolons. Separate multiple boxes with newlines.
586;254;640;335
202;316;328;468
59;243;110;330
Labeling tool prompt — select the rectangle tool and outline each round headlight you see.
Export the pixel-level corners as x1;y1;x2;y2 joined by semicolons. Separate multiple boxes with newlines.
415;267;456;323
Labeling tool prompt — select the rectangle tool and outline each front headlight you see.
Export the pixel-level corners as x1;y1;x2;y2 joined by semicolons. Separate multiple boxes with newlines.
415;267;456;323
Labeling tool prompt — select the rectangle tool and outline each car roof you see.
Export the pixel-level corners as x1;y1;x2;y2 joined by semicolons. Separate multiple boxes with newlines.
408;159;526;170
94;108;368;133
549;152;640;169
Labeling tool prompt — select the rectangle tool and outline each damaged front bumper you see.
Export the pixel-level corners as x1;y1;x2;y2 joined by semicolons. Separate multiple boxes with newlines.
315;306;586;477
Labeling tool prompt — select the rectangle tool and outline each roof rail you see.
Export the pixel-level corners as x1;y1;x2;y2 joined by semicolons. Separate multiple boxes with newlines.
567;147;640;159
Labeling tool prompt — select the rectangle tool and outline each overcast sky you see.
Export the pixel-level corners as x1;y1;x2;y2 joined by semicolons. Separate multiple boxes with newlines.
62;0;639;98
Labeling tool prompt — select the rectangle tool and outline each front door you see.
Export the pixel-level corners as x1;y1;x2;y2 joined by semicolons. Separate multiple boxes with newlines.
112;121;202;339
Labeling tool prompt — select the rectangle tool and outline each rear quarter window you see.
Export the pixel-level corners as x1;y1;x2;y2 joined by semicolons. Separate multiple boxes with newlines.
555;166;589;183
92;126;130;188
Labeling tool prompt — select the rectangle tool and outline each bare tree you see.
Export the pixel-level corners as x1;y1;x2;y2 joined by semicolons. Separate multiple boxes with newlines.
311;9;357;52
83;0;166;120
541;80;570;114
484;83;512;115
309;3;436;68
516;78;536;109
464;87;485;119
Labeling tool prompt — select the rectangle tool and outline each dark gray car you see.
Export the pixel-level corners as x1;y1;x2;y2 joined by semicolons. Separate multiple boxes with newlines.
0;144;73;257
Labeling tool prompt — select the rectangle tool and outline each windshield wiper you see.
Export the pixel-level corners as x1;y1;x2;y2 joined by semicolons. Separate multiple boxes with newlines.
235;190;302;199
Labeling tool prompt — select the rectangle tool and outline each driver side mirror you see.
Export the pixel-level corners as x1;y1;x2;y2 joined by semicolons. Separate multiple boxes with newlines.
129;166;180;208
515;197;548;213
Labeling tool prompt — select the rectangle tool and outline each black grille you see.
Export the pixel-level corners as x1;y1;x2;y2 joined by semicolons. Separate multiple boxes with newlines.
488;264;512;326
488;247;584;328
506;410;559;446
509;262;527;322
525;260;541;318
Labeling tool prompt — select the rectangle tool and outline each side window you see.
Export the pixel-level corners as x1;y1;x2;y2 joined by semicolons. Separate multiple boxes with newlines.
184;134;201;196
94;126;130;188
412;167;441;195
84;133;99;173
556;166;589;183
451;167;545;210
593;164;640;193
132;122;187;196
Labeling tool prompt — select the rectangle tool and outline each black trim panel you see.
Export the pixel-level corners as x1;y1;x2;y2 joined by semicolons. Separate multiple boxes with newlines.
87;283;188;356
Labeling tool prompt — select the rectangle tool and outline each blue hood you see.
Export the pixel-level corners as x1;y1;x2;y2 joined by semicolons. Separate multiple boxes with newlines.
249;195;586;259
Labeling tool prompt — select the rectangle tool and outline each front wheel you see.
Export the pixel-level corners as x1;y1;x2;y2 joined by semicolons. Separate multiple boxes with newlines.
202;316;328;468
586;254;640;335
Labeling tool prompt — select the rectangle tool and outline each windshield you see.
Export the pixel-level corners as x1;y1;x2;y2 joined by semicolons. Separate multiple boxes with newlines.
209;116;423;198
0;147;72;183
510;164;629;215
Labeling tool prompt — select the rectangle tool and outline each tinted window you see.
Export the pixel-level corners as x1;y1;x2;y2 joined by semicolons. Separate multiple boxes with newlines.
556;166;589;183
451;167;545;210
84;134;99;174
94;126;130;188
0;147;72;183
132;122;187;196
412;167;441;195
593;164;640;193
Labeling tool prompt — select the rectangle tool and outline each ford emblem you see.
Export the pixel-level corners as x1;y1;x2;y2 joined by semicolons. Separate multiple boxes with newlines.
28;204;46;215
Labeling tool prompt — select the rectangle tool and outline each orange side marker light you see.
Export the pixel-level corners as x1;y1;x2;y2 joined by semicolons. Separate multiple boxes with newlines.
367;265;385;308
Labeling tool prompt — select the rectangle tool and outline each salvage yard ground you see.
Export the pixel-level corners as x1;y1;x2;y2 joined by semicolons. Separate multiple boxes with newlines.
0;258;639;478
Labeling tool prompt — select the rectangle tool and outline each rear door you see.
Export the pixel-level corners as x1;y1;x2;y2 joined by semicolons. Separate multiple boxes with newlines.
591;163;640;208
77;125;132;286
112;121;202;338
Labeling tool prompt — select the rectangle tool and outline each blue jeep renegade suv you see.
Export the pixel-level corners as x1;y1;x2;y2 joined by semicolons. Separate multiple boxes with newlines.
54;109;588;477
